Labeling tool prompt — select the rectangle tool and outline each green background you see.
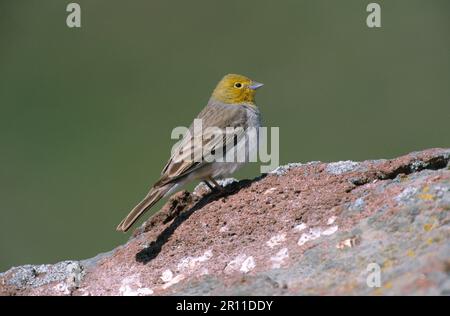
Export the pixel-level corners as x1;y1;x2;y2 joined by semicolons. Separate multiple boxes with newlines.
1;0;449;271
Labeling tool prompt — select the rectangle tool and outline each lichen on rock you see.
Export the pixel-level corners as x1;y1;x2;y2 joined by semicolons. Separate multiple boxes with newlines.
1;148;449;296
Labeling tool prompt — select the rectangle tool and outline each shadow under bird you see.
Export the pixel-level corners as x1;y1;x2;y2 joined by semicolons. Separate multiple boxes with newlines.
116;74;264;232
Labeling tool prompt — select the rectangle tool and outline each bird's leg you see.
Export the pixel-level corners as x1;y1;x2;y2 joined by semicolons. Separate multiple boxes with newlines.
208;177;225;192
203;180;215;191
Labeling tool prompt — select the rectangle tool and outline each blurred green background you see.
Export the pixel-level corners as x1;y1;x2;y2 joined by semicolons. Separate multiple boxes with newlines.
0;0;449;271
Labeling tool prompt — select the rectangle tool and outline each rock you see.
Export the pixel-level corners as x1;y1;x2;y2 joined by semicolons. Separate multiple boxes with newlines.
0;261;85;295
1;148;449;296
325;161;360;175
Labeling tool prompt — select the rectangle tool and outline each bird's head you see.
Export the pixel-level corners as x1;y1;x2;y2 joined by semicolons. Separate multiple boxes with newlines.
211;74;263;106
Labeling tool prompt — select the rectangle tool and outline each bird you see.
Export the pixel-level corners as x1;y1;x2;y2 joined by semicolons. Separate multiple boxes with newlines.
116;74;264;232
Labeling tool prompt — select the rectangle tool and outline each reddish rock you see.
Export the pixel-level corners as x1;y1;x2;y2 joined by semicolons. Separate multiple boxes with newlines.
1;148;449;296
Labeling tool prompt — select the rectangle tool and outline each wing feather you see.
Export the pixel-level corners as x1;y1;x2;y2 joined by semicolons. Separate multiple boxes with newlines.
156;101;248;186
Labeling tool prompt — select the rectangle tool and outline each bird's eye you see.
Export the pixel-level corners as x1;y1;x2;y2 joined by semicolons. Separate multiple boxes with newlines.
234;82;242;88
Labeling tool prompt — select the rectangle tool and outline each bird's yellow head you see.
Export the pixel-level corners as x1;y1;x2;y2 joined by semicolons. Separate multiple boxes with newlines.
211;74;263;106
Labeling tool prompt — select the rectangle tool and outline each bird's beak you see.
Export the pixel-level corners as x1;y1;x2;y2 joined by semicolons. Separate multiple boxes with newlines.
249;81;264;90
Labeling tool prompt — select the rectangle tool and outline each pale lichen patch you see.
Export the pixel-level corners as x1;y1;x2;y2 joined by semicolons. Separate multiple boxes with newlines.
297;228;322;246
119;275;153;296
240;256;256;273
270;248;289;269
266;233;286;248
224;254;247;274
327;216;337;225
161;274;185;290
322;225;339;236
161;269;173;283
177;250;213;272
297;225;339;246
293;223;307;232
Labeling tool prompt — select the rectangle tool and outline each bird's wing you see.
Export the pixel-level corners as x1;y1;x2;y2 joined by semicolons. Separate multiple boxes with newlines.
156;102;248;187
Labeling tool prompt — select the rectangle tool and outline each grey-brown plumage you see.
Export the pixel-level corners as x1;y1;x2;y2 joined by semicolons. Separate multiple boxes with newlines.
116;74;263;232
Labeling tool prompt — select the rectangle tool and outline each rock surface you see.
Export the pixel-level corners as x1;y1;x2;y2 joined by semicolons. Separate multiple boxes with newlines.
1;148;449;296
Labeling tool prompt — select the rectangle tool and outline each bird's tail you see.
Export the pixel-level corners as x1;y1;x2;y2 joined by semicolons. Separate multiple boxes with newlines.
116;184;173;232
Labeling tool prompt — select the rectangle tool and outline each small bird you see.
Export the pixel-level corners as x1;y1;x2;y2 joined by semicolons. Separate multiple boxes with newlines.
116;74;264;232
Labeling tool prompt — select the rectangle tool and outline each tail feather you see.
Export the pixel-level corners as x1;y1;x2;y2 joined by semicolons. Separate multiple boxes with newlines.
116;184;173;232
